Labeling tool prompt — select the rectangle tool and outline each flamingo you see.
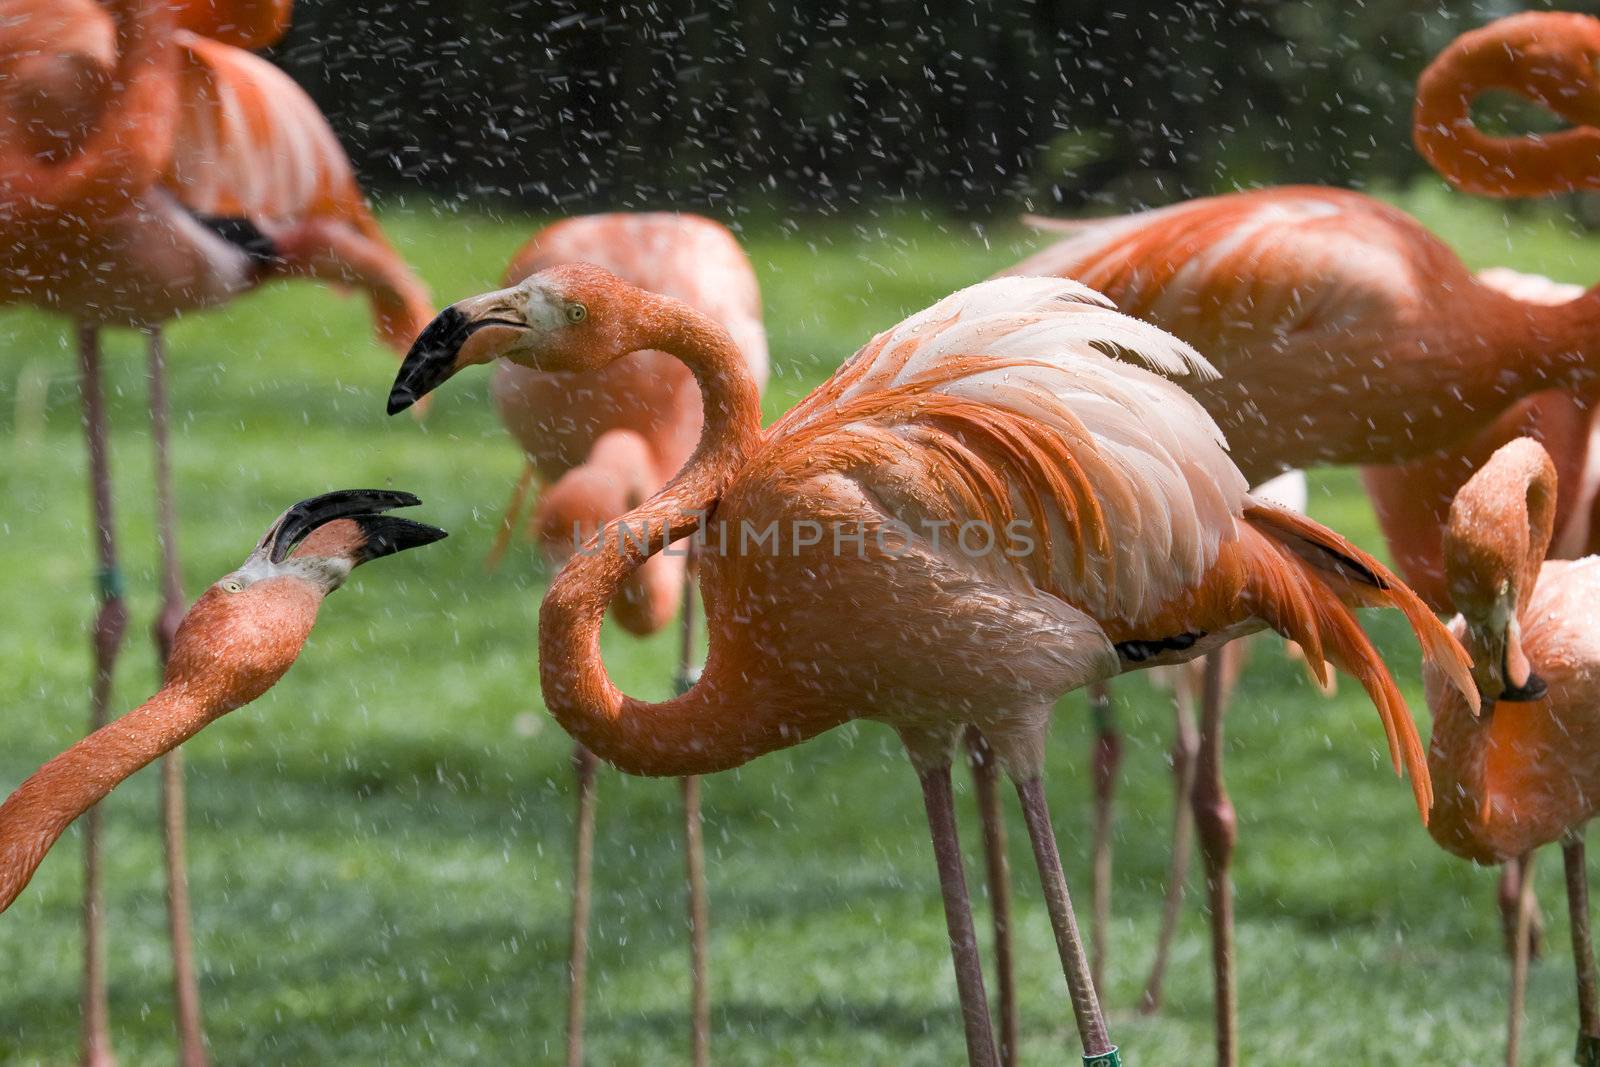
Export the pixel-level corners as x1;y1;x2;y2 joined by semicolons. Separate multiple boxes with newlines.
483;212;768;1067
0;2;433;1063
1363;266;1599;966
0;489;446;915
996;13;1600;1060
386;268;1477;1065
1421;437;1600;1067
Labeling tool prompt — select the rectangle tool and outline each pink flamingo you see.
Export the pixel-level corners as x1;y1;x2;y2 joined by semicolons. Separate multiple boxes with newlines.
993;14;1600;1060
0;2;433;1062
0;490;444;968
387;268;1476;1065
484;212;767;1067
1423;438;1600;1066
1363;266;1600;967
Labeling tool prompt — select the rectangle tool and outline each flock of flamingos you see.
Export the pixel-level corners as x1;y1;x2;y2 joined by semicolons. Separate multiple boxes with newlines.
2;2;1600;1065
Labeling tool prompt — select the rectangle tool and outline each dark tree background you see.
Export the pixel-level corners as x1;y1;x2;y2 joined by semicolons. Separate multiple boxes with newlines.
269;0;1594;217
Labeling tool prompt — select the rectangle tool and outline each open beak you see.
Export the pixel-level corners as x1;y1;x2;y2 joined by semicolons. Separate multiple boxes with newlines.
387;291;530;415
251;489;447;566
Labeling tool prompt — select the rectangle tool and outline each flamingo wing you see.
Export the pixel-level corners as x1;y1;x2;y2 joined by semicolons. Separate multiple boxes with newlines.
164;32;371;233
1006;187;1452;349
762;276;1247;625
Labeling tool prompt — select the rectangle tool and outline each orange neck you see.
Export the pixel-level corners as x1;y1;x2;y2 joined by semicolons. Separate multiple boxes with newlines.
538;293;788;776
0;683;221;911
0;0;180;227
1414;13;1600;198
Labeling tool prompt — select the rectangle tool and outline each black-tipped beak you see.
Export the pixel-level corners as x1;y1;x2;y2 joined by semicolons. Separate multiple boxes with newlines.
388;306;469;415
1498;672;1549;704
255;489;434;563
351;514;448;562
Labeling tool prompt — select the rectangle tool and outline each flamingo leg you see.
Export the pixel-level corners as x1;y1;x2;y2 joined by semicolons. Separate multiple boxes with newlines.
77;322;124;1067
1140;675;1200;1015
1192;654;1238;1067
1087;683;1121;996
1015;776;1117;1063
965;726;1019;1066
565;742;599;1067
918;762;1001;1067
1500;858;1544;962
146;331;209;1067
1565;834;1600;1066
681;776;710;1067
677;555;711;1067
485;460;537;572
1508;850;1538;1067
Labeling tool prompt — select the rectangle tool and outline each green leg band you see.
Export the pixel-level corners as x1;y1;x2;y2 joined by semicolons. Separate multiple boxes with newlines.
95;565;125;602
1576;1033;1600;1067
1084;1048;1122;1067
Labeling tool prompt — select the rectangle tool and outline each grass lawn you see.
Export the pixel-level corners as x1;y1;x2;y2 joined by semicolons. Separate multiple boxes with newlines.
0;186;1597;1065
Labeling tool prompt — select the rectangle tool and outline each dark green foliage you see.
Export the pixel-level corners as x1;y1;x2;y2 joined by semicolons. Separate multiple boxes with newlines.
274;0;1579;216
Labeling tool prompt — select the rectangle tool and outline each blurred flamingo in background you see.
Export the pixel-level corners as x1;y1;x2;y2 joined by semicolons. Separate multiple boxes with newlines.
0;1;432;1062
1000;13;1600;1061
387;269;1476;1066
482;213;767;1067
1423;438;1600;1067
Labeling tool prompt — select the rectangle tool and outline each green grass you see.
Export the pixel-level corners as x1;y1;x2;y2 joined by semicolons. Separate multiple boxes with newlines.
0;188;1597;1065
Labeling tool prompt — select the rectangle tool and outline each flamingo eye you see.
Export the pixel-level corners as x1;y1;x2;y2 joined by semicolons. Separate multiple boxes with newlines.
566;303;587;324
221;579;244;594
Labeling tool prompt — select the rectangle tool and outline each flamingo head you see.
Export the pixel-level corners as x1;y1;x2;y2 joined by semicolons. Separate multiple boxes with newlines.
387;264;660;414
1443;438;1557;705
166;490;446;708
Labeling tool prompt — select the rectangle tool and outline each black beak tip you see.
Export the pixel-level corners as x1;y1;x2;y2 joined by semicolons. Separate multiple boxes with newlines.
386;389;416;416
1497;672;1549;704
357;516;449;561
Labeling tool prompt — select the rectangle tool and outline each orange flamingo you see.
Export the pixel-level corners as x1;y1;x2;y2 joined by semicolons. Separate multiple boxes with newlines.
387;269;1476;1065
484;213;768;1067
1422;438;1600;1067
0;489;446;915
1363;267;1599;965
0;3;432;1063
999;14;1600;1060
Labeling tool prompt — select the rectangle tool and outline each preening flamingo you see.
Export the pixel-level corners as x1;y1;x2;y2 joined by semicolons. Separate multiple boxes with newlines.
0;490;445;915
1000;14;1600;1060
0;2;433;1062
1363;267;1599;964
484;212;768;1067
1422;438;1600;1067
387;269;1476;1065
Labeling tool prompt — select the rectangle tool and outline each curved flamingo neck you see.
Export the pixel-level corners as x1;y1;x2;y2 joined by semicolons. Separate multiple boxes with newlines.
1413;13;1600;197
0;0;180;227
0;684;218;912
1449;440;1557;622
538;295;780;776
